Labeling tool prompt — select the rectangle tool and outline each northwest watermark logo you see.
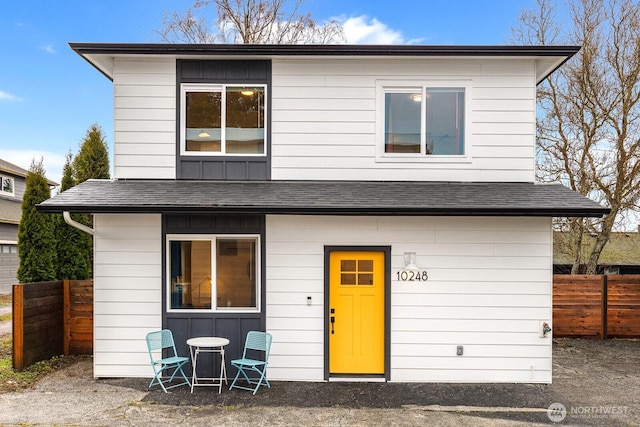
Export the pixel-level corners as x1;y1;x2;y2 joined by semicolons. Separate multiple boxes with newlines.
547;402;567;423
548;402;629;423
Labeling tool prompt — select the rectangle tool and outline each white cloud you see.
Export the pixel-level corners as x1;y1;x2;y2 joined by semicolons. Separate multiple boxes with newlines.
339;15;407;45
0;90;21;102
0;149;65;187
41;44;56;54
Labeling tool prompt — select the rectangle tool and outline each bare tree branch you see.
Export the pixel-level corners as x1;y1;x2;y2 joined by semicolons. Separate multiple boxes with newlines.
158;0;344;44
512;0;640;274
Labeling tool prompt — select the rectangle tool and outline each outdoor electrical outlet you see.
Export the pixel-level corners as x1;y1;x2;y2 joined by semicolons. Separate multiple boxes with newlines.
456;345;463;356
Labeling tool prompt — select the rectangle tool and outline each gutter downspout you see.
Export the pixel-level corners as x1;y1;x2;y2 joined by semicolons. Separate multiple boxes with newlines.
63;211;94;236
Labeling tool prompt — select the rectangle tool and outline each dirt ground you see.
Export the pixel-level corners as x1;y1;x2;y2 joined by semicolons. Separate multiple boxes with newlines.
0;336;638;426
0;305;10;336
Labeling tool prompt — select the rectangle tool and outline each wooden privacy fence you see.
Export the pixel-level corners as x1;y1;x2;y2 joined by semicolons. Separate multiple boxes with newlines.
13;280;93;370
553;275;640;339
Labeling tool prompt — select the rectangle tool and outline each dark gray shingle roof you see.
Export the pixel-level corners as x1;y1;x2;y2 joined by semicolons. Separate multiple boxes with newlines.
37;180;609;217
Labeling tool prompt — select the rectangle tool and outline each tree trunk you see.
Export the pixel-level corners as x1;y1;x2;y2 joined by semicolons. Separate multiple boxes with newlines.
585;214;615;274
569;219;585;274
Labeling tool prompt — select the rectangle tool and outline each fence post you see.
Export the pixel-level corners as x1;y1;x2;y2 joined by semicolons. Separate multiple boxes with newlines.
12;284;24;370
63;280;70;355
602;275;608;340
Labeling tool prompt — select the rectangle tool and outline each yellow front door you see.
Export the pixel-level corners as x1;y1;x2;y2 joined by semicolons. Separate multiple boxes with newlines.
329;251;385;374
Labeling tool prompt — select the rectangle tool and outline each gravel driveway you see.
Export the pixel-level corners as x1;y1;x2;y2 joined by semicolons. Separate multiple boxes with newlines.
0;336;638;426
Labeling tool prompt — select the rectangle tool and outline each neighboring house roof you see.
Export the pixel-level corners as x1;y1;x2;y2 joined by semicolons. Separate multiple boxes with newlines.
0;158;29;178
0;198;21;224
554;232;640;266
0;158;58;186
37;180;609;217
69;43;580;85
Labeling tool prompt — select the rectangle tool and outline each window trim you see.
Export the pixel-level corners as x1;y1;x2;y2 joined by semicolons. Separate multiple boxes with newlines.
1;176;15;196
179;83;268;157
375;79;472;163
166;233;261;313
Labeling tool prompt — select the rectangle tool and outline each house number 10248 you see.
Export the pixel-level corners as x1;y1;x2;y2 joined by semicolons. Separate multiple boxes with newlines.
396;271;428;281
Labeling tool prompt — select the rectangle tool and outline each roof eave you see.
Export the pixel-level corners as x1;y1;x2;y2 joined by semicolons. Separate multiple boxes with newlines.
36;203;609;217
69;42;581;82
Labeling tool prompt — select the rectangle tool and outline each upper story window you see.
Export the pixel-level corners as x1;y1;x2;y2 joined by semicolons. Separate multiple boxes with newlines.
378;81;470;160
1;176;14;196
180;84;266;156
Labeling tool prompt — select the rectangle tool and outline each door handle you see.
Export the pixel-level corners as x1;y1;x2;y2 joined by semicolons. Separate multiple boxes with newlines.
330;316;335;334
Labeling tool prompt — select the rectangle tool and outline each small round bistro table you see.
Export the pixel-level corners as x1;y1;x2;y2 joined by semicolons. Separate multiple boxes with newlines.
187;336;230;393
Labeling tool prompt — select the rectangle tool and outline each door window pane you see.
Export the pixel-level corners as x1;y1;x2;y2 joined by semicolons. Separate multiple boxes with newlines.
358;260;373;272
341;260;356;271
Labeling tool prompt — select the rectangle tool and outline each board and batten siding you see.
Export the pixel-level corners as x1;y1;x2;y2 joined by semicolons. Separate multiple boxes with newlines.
266;215;553;383
113;58;177;179
270;58;536;182
93;214;162;378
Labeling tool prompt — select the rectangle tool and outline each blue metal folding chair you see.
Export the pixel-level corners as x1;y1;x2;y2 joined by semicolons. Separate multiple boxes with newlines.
146;329;191;392
229;331;272;395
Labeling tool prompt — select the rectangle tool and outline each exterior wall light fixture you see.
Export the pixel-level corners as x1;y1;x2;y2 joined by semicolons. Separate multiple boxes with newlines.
403;252;419;271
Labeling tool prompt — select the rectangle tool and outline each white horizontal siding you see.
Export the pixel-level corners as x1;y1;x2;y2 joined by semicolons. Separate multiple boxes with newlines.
93;214;162;378
271;58;536;182
265;215;553;383
113;58;176;180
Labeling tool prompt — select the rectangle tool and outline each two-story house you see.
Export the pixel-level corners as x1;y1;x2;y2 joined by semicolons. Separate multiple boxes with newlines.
0;159;25;294
39;43;608;384
0;159;58;294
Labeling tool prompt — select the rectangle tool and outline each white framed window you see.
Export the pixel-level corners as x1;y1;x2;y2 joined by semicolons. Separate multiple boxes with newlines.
166;234;260;313
376;80;471;162
0;244;16;254
180;84;267;156
1;176;14;196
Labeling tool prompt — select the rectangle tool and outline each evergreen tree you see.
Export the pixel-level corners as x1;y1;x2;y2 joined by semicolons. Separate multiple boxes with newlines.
74;123;110;184
55;123;111;279
60;150;75;191
17;159;57;283
54;152;92;280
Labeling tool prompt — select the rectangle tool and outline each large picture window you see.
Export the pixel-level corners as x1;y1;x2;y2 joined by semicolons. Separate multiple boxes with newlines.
167;235;260;312
380;82;467;157
181;84;266;156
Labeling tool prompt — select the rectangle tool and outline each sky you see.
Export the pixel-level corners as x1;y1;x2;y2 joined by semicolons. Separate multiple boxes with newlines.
0;0;544;185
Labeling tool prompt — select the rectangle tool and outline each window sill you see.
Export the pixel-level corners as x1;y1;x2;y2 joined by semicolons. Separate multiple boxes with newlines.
167;308;260;314
180;152;267;157
375;154;472;164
